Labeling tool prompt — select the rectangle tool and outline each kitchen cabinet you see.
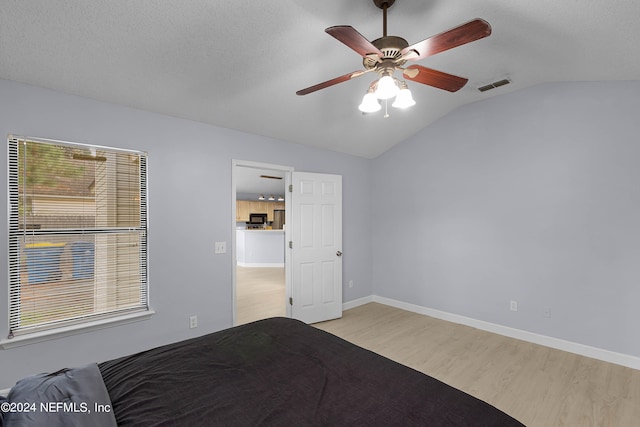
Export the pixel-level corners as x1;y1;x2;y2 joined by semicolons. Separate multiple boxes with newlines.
236;200;285;222
236;200;251;222
250;201;267;216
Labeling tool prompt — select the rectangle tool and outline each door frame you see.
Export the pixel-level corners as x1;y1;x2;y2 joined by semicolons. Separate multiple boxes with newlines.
231;159;293;325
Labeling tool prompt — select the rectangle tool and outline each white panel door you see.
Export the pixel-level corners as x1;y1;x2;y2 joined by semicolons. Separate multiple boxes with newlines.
290;171;342;324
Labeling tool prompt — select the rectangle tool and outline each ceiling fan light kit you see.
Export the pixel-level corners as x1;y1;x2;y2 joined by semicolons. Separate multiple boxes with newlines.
374;74;399;99
358;91;382;113
296;0;491;118
358;92;382;113
392;82;416;109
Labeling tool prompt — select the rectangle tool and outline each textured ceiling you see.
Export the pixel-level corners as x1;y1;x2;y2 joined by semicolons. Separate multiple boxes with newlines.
236;166;286;199
2;1;639;158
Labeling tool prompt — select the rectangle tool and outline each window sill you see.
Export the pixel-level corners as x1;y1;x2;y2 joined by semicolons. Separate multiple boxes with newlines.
0;309;155;349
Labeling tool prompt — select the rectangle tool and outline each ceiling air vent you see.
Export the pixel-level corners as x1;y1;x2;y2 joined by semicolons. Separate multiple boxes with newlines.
478;78;511;92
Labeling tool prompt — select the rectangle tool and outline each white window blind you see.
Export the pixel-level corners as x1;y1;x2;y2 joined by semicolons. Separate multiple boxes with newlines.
7;136;149;338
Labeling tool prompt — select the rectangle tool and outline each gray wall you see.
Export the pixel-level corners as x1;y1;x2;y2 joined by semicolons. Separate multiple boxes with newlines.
0;79;372;385
372;81;640;357
2;77;639;386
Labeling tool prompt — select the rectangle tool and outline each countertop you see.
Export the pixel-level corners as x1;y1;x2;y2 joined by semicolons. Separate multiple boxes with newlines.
237;229;284;232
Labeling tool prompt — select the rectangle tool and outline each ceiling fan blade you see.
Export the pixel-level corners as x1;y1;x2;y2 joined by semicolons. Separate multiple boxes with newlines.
402;65;468;92
400;18;491;61
325;26;384;59
296;69;370;96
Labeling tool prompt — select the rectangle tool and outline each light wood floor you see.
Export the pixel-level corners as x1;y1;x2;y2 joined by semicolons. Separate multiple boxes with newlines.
235;268;640;426
235;266;285;325
315;303;640;427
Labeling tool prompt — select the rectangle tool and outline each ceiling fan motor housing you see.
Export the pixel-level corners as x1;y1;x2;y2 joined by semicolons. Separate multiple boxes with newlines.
363;36;409;71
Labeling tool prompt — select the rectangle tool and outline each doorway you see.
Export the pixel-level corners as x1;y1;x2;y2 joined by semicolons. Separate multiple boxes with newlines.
232;160;292;325
235;266;285;324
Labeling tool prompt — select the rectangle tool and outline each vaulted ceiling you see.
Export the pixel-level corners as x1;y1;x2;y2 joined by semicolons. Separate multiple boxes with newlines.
2;1;639;158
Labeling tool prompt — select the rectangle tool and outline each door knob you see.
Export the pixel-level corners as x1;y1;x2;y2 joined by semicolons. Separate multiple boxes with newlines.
336;251;342;257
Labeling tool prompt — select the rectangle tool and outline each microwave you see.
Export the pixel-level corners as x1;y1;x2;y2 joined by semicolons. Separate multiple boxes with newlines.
249;213;268;224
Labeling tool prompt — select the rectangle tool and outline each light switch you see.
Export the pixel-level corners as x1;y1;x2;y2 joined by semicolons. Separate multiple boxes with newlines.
214;241;226;254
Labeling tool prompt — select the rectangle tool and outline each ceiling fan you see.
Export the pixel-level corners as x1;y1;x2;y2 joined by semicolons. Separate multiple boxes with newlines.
296;0;491;113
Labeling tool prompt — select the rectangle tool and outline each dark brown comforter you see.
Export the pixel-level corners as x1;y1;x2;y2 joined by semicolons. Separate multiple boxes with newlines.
99;317;524;426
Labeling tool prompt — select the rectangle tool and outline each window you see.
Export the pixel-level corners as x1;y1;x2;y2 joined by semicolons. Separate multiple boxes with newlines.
7;136;149;340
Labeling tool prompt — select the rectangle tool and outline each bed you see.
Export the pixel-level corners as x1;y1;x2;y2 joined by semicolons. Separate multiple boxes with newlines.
2;317;524;426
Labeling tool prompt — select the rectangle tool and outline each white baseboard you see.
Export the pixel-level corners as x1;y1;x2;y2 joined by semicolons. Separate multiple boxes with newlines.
342;295;374;311
343;295;640;371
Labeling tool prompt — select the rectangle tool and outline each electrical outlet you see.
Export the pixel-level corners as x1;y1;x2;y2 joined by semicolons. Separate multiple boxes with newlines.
214;241;226;254
348;280;353;288
510;300;518;312
544;307;551;318
189;315;197;329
